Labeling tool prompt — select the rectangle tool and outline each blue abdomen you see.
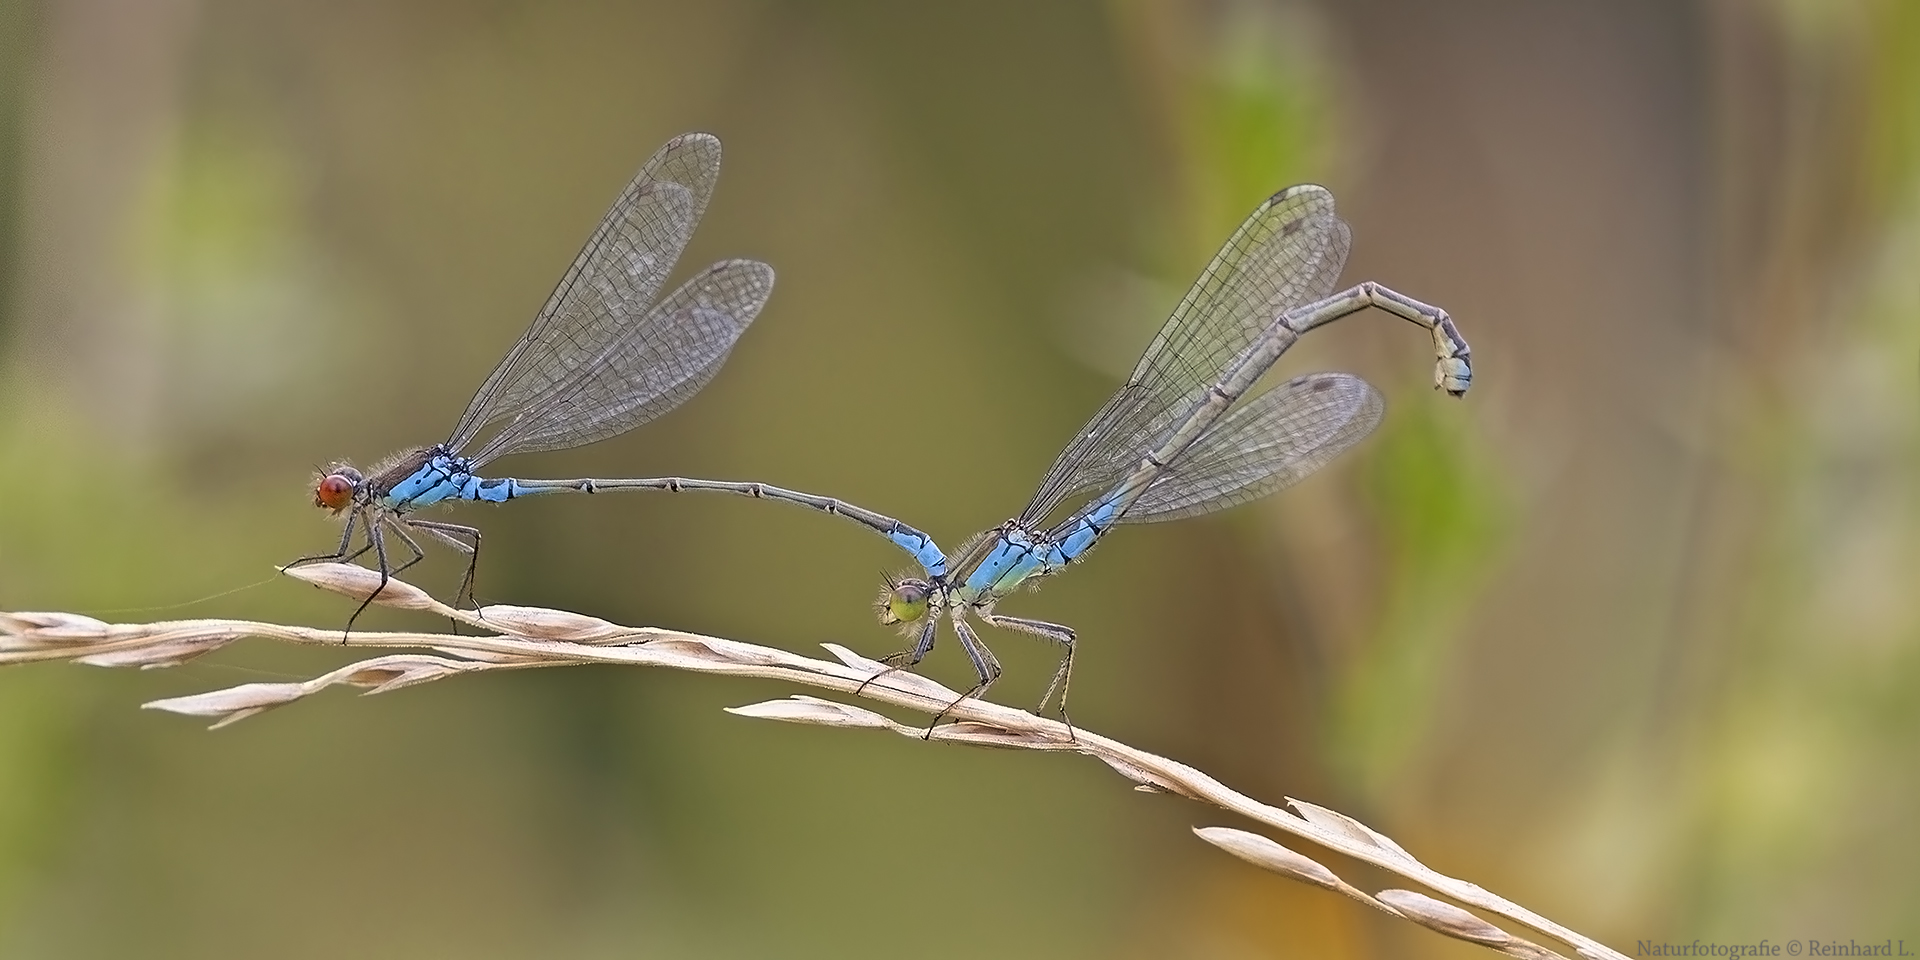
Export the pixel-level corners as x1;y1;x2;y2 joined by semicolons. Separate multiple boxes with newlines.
1054;494;1121;563
890;529;949;578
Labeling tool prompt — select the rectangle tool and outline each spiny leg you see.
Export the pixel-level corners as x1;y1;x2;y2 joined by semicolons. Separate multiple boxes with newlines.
340;513;391;636
384;520;429;580
982;609;1078;738
330;506;389;569
334;535;376;567
855;617;938;698
288;504;388;600
924;613;1004;736
405;518;483;635
342;515;425;636
286;504;368;568
407;519;482;611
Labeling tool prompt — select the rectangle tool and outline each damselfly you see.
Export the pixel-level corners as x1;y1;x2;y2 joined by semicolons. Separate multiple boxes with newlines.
292;133;773;627
854;184;1471;722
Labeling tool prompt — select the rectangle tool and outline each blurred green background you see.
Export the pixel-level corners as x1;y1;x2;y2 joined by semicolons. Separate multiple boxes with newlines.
2;1;1917;957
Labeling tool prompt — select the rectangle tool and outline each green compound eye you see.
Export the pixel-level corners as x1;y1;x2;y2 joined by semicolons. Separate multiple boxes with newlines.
882;580;930;624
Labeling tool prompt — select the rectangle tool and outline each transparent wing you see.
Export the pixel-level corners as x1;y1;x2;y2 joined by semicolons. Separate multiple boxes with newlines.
1111;372;1382;524
464;259;772;467
446;132;728;457
1019;185;1352;525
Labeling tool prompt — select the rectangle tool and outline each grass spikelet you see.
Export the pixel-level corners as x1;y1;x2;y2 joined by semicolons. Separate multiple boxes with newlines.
282;562;435;611
726;696;897;729
1194;826;1342;889
472;605;631;643
1376;889;1570;960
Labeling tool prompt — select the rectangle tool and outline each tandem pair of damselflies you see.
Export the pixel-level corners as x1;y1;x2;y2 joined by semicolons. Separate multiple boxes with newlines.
293;133;1472;724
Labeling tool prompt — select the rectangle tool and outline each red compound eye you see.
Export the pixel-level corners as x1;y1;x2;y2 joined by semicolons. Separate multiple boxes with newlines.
314;474;356;511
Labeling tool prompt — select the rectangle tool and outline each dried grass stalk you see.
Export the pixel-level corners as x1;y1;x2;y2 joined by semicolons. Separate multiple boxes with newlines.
2;563;1624;960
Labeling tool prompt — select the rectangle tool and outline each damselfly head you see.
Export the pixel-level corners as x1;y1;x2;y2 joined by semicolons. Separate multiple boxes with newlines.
876;572;931;627
312;464;364;512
